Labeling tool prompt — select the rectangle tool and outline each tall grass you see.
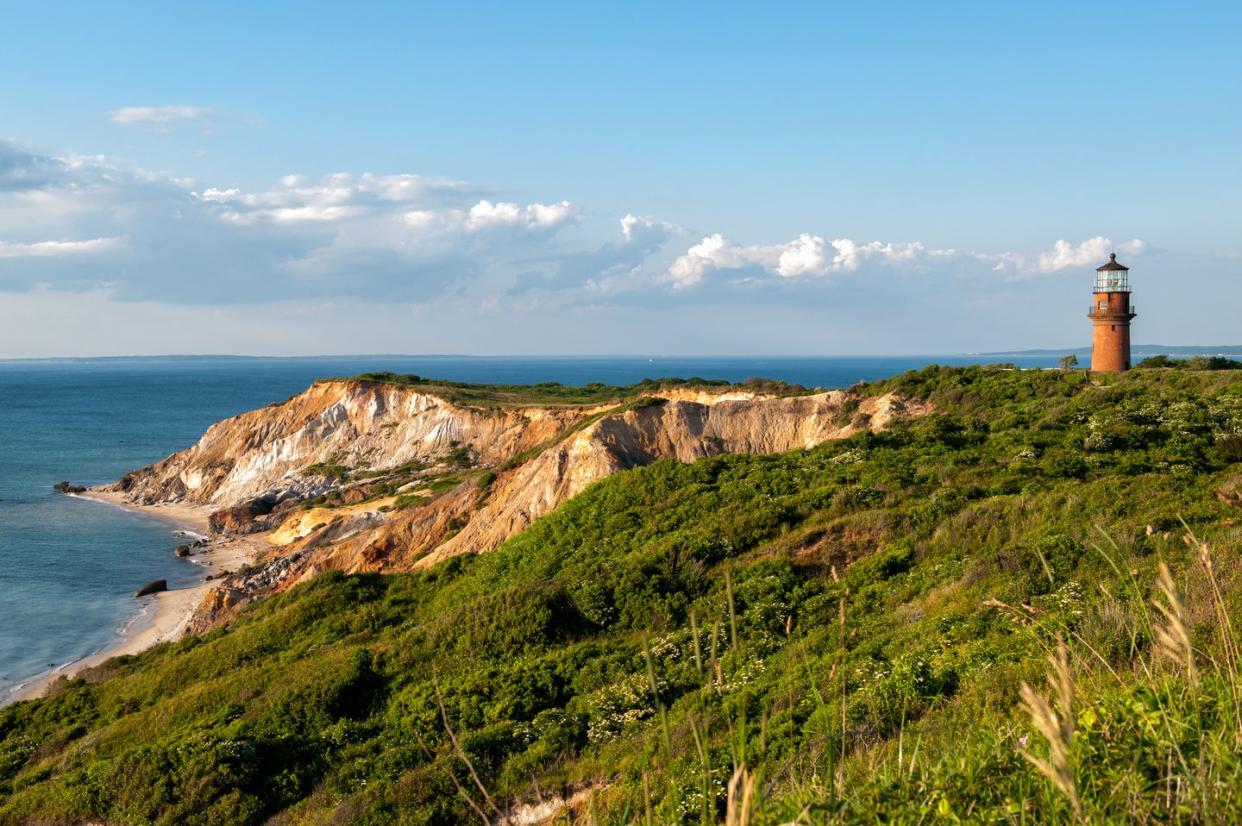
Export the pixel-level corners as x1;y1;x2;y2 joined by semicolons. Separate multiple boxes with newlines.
597;527;1242;824
1017;641;1081;818
1008;531;1242;823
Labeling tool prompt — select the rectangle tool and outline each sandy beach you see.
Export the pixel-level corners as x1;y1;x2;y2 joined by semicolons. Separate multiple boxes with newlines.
79;487;216;535
8;489;263;704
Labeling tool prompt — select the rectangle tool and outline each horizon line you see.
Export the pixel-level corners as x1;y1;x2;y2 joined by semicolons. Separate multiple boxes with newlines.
4;346;1242;364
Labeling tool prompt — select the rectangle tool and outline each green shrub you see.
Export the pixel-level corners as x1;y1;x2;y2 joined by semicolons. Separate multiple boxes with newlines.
3;366;1241;823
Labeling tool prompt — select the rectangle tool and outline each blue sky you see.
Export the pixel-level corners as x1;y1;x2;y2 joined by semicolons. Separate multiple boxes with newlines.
1;1;1239;356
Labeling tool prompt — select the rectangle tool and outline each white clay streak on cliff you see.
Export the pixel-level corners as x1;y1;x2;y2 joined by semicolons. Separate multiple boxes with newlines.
115;382;598;508
96;380;931;630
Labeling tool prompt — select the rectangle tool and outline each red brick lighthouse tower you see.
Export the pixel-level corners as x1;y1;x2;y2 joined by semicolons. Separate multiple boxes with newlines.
1088;253;1136;372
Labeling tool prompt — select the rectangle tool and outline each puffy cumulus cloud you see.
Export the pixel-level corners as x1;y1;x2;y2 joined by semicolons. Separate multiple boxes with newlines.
667;234;733;288
1034;237;1145;272
107;105;212;132
827;240;946;272
665;233;949;289
465;199;522;228
664;229;1148;289
983;237;1146;274
775;234;828;276
620;213;677;246
465;199;576;231
0;141;600;304
665;233;834;289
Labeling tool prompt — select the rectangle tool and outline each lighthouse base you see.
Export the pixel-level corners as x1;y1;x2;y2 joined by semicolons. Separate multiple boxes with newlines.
1091;321;1132;372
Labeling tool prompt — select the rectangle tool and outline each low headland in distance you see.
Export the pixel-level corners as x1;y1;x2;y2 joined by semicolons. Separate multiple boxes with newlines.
982;343;1242;357
1;359;1241;823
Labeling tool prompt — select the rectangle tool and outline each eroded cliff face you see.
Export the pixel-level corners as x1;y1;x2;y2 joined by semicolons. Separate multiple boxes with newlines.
116;381;597;507
412;390;921;569
101;380;931;630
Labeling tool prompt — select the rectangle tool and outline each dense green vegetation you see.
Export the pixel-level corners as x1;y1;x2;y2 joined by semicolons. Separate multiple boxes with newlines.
3;366;1242;823
327;372;811;407
1137;354;1242;370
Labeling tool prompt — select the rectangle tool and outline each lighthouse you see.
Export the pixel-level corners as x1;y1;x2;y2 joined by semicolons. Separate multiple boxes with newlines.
1088;253;1136;372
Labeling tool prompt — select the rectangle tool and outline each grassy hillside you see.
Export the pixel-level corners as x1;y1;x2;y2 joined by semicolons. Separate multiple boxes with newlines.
2;366;1241;824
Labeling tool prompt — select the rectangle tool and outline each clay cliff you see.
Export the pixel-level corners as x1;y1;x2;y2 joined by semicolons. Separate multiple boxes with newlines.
116;380;596;507
99;378;931;629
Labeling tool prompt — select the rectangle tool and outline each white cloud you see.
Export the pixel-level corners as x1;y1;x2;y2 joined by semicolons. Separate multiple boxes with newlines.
0;139;1159;332
983;237;1145;273
221;203;364;224
0;142;598;303
619;214;643;242
0;237;122;258
402;209;441;229
777;234;828;276
198;172;484;227
666;233;840;289
666;230;1148;288
667;233;731;288
1034;237;1145;272
829;240;935;272
665;233;946;288
107;105;213;132
465;199;576;230
197;187;241;202
526;200;575;228
619;213;678;246
621;214;651;242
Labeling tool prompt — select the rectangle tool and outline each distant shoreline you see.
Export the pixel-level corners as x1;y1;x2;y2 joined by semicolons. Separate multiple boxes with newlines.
980;345;1242;357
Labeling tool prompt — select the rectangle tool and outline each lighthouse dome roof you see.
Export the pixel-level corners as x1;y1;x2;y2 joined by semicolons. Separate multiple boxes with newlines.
1097;252;1129;272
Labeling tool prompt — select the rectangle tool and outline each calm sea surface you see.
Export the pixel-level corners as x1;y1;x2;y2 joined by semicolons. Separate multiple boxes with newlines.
0;354;1057;696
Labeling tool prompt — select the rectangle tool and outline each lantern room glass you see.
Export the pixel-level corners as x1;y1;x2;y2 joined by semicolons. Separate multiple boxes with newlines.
1094;270;1130;292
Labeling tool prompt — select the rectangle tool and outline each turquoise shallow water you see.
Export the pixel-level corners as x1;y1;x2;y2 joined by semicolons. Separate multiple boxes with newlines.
0;354;1057;696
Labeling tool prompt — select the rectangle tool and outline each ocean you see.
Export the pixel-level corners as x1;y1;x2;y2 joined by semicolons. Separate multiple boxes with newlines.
0;353;1058;697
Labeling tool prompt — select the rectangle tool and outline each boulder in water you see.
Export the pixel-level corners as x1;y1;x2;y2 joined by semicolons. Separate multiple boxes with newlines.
134;579;168;597
53;481;86;494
